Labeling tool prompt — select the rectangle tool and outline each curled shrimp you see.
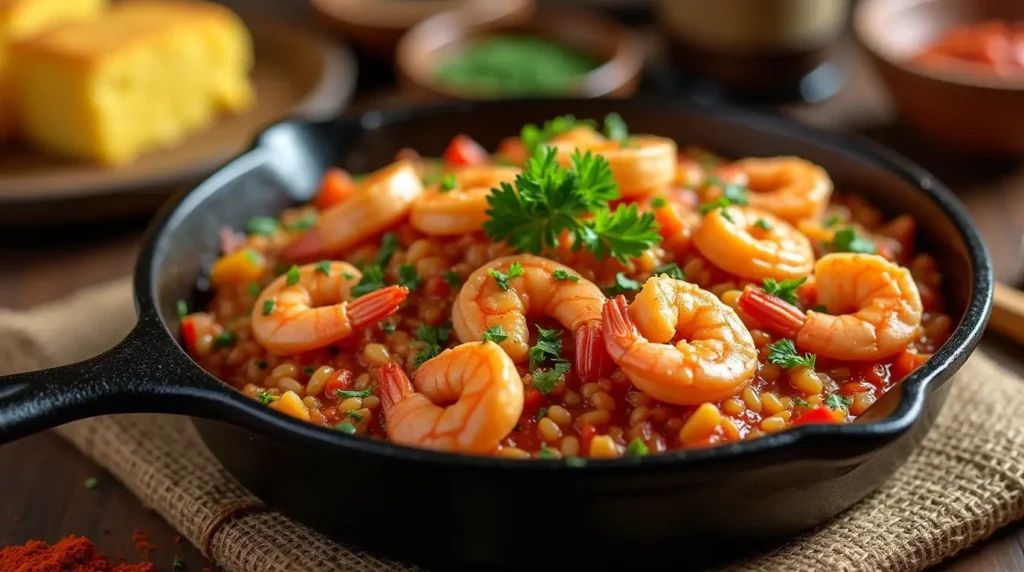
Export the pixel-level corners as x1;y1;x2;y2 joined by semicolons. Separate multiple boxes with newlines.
729;157;833;224
378;342;524;454
738;253;923;361
409;165;520;236
602;276;757;405
251;261;408;355
452;254;611;383
283;160;423;259
692;206;814;281
549;128;677;198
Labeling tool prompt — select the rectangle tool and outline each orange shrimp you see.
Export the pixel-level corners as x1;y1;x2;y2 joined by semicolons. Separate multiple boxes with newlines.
738;253;923;361
378;342;524;454
251;261;408;355
602;276;758;405
729;157;833;224
452;254;611;383
692;206;815;281
409;165;520;236
549;127;677;198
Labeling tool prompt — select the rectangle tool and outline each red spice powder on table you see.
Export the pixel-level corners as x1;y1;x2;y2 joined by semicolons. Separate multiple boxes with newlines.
0;535;155;572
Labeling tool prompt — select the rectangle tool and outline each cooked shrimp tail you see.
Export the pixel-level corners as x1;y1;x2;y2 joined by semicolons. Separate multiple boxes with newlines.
379;361;414;412
737;285;804;339
575;321;613;384
601;296;640;361
348;286;410;329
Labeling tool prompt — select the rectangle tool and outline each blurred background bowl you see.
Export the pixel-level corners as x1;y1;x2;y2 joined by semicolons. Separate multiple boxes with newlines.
395;5;644;101
854;0;1024;156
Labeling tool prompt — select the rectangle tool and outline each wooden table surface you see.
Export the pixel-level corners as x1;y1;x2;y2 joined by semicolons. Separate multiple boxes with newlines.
2;34;1023;572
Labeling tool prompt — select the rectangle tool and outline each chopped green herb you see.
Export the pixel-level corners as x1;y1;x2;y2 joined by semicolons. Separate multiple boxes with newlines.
315;260;332;276
351;264;386;297
565;456;588;467
443;271;463;288
520;114;597;155
343;272;355;280
285;265;301;286
699;197;736;222
539;443;558;459
213;330;236;348
336;422;357;435
482;146;659;263
343;410;364;422
532;361;570;394
247;283;261;298
604;272;641;296
337;388;373;399
285;213;317;231
794;397;810;407
754;218;774;231
398;264;422;291
380;321;397;333
246;216;279;236
483;325;508;344
650;196;667;208
256;390;278;405
761;277;807;306
414;322;453;367
528;326;563;371
653;262;685;280
830;228;877;254
766;338;817;369
244;249;263;266
603;112;628;142
172;556;186;571
262;299;275;316
84;477;99;489
626;438;649;456
376;233;400;266
489;261;525;291
552;269;579;282
824;214;843;228
826;394;853;410
176;300;188;319
534;407;549;421
439;173;457;192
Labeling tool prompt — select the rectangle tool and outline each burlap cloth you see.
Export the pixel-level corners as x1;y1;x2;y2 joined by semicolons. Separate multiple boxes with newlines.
2;279;1023;571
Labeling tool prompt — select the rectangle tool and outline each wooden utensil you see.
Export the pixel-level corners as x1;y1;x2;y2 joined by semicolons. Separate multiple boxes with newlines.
989;281;1024;344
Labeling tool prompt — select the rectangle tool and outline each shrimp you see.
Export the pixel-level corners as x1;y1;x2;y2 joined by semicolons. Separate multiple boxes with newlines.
729;157;833;224
378;342;524;453
692;206;814;281
251;261;408;355
409;165;520;236
282;160;423;260
602;276;757;405
452;254;611;383
549;129;677;198
737;253;923;361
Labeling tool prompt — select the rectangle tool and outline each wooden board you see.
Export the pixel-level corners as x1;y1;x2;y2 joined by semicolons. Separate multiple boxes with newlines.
0;19;357;225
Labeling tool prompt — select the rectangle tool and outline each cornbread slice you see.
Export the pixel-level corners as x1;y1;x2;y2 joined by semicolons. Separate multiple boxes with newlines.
0;0;107;141
10;0;255;164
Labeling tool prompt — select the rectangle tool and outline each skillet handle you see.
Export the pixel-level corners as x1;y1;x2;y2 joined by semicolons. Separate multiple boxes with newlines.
0;323;232;445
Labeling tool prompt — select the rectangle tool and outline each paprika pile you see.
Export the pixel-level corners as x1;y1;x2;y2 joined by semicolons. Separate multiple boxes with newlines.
0;535;155;572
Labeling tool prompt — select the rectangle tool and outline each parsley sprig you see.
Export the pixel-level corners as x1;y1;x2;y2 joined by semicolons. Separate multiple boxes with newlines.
489;262;525;291
482;146;659;263
766;339;817;369
830;227;877;254
414;322;452;368
520;115;597;155
526;326;570;394
761;277;807;306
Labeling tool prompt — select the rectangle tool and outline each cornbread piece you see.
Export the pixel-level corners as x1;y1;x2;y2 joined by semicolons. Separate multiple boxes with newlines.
10;0;254;164
0;0;106;141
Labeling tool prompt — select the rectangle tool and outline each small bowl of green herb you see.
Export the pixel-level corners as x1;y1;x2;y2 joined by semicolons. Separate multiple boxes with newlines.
396;6;645;99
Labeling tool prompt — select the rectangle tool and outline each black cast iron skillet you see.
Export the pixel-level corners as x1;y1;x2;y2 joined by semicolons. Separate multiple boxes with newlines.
0;98;992;569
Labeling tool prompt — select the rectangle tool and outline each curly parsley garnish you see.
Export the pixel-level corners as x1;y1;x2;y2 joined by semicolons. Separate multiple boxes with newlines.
766;338;817;369
398;264;421;291
256;391;279;405
552;269;579;282
826;394;853;410
376;233;400;266
414;322;452;367
483;325;508;344
528;326;563;371
761;277;807;306
483;146;659;263
830;228;877;254
532;361;570;395
520;114;597;155
604;272;641;296
351;264;385;297
489;262;525;291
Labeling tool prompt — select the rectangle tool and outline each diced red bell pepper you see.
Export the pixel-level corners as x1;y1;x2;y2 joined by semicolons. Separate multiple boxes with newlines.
443;134;488;166
314;168;356;210
180;317;198;353
792;406;840;426
580;424;598;453
890;350;931;382
324;369;355;398
522;388;544;416
423;275;451;299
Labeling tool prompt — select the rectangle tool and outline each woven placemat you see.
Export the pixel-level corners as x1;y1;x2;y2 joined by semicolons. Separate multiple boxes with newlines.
2;278;1023;572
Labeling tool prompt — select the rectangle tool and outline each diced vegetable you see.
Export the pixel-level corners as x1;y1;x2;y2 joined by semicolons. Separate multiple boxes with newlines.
315;168;356;210
269;390;310;421
210;248;266;285
443;134;488;166
791;405;841;426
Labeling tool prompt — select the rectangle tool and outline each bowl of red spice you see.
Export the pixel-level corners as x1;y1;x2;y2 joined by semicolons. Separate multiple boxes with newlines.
0;535;155;571
854;0;1024;155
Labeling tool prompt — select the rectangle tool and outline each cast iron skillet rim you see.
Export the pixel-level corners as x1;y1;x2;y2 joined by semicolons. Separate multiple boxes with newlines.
134;96;992;471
